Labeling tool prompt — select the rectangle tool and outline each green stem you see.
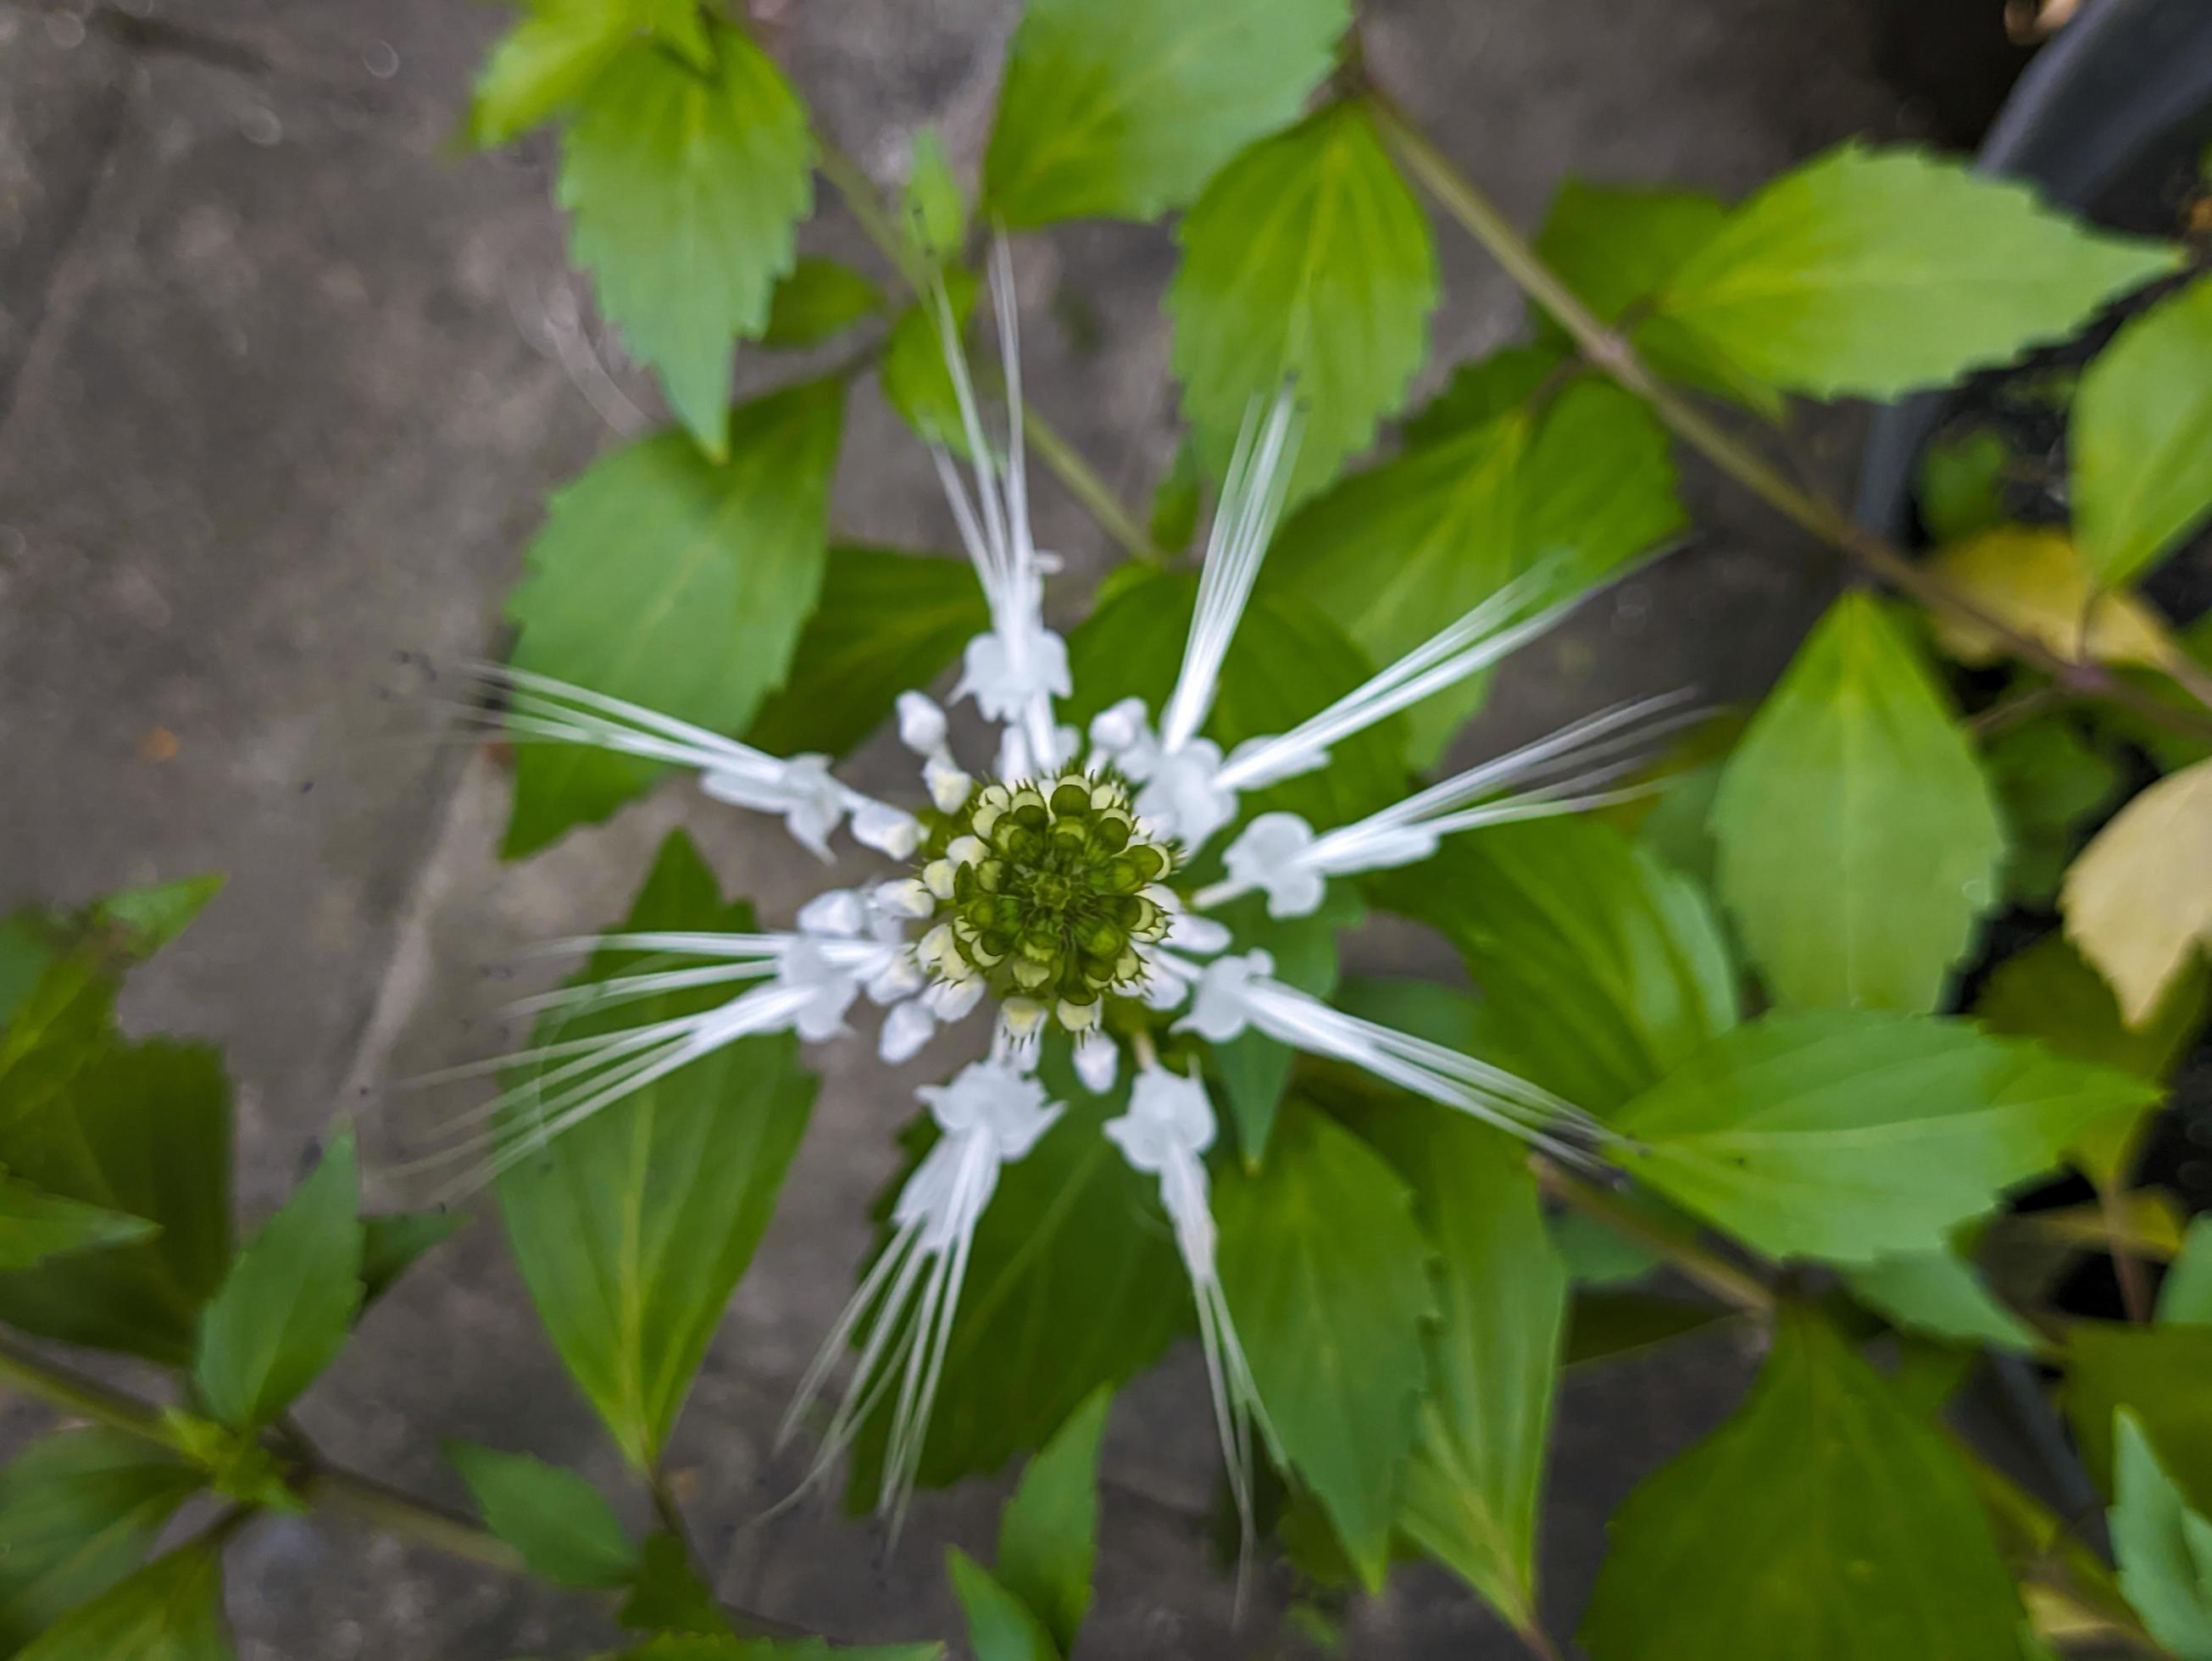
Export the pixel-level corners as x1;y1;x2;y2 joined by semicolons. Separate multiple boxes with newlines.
302;1468;527;1575
1364;88;2212;749
0;1336;188;1448
1537;1162;1776;1315
0;1336;827;1631
813;129;1167;564
1021;405;1160;562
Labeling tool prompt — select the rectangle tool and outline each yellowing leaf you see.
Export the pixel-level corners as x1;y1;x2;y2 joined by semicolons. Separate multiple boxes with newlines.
2064;758;2212;1027
1926;527;2176;670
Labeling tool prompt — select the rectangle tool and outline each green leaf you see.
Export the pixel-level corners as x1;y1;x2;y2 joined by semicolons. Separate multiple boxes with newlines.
2162;1218;2212;1326
1611;1010;2157;1264
1359;1109;1565;1632
469;0;704;147
0;1041;231;1366
503;381;844;856
0;1173;153;1270
1981;717;2123;907
1651;143;2177;399
0;1432;202;1653
945;1550;1057;1661
1214;1102;1433;1589
499;832;814;1469
1916;426;2015;545
1971;931;2203;1186
1397;344;1564;449
1563;1292;1734;1368
1531;180;1779;415
982;0;1348;226
2074;276;2212;585
1580;1308;2023;1661
559;23;814;457
1841;1247;2039;1353
192;1130;362;1431
15;1540;231;1661
358;1209;468;1306
994;1389;1108;1654
1711;592;2006;1014
447;1442;638;1590
2110;1409;2212;1658
1267;379;1683;761
617;1533;729;1636
845;1055;1183;1493
759;257;884;350
1145;440;1203;554
0;877;222;1130
2067;1323;2212;1513
1375;817;1737;1113
1166;100;1437;505
902;131;966;266
745;547;987;760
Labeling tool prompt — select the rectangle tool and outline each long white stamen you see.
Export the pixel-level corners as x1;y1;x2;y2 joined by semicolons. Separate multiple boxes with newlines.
459;664;914;857
1158;391;1301;755
778;1060;1061;1527
1217;573;1587;792
502;959;780;1018
1103;1065;1274;1570
1200;692;1700;912
1176;956;1606;1163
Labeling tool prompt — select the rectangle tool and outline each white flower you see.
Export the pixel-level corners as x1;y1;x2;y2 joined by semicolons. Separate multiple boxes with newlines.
449;236;1664;1533
1103;1062;1269;1546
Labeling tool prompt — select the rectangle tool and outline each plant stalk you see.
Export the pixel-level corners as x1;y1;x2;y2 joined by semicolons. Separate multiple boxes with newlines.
812;130;1167;564
0;1335;815;1632
1364;89;2212;748
1536;1163;1776;1315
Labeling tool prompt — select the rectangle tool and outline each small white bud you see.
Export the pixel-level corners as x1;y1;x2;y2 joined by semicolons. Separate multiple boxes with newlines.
875;879;934;919
947;835;987;868
896;691;948;754
922;859;958;901
925;753;972;813
1072;1030;1121;1094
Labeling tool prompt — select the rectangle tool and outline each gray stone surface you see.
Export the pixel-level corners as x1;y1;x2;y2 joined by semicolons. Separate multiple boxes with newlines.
0;0;1920;1654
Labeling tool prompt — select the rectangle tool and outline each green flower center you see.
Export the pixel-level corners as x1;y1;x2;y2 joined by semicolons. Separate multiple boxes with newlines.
915;773;1176;1033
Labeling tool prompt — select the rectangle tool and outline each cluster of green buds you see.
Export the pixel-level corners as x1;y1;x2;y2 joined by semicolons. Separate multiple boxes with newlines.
913;772;1176;1036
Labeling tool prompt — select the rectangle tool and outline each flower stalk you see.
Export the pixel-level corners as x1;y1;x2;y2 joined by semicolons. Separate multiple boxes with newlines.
1363;83;2212;749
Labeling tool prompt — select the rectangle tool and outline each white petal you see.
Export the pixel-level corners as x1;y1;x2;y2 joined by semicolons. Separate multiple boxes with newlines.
879;998;937;1063
1072;1030;1121;1094
798;890;868;939
853;802;923;859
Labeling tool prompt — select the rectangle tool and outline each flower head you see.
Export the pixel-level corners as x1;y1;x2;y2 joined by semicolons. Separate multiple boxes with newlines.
911;772;1175;1034
444;236;1667;1535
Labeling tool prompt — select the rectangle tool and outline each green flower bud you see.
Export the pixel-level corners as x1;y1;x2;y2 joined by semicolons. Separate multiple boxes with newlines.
911;769;1179;1035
